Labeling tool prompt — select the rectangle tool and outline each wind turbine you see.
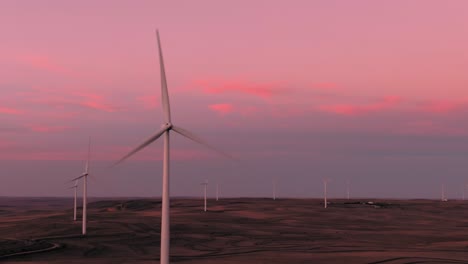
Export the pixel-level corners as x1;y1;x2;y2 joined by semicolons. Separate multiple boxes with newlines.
463;184;465;201
323;178;330;208
216;182;219;201
71;137;91;235
346;180;350;200
463;183;468;201
113;30;232;264
441;184;447;202
201;180;208;212
68;180;78;221
273;178;277;200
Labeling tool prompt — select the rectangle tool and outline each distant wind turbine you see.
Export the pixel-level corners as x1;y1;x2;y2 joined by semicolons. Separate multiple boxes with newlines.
323;178;330;208
201;180;208;212
113;30;232;264
71;137;91;235
273;178;277;200
463;183;468;201
68;180;78;221
216;182;219;201
346;180;350;200
463;184;465;201
441;184;447;202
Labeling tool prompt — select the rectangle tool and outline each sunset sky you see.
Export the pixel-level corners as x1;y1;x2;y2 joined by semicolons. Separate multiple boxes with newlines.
2;0;468;198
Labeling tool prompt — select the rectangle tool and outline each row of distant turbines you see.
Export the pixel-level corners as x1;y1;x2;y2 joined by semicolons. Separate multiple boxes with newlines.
62;30;467;264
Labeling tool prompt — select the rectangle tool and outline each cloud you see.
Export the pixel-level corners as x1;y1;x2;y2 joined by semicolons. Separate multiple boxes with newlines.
420;100;466;114
18;55;73;76
312;82;338;90
29;124;74;133
73;92;120;112
22;89;120;113
208;103;234;115
318;96;402;116
137;95;158;109
194;79;285;100
0;106;23;115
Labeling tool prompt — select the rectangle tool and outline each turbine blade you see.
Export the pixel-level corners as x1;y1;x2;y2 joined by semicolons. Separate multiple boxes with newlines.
86;136;91;173
156;30;171;123
172;125;235;160
113;126;169;166
70;173;87;182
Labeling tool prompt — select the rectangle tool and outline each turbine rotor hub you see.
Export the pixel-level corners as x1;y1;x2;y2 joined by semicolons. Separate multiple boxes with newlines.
164;123;173;130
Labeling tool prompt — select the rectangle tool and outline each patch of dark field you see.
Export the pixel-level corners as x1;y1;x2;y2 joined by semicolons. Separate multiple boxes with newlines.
1;198;468;263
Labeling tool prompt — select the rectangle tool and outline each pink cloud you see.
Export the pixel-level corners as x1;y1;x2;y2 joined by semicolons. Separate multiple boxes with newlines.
137;95;158;109
318;96;402;116
420;100;465;114
72;92;121;112
194;79;284;100
313;82;338;90
208;103;234;115
22;89;120;113
18;55;73;75
29;125;74;133
0;106;23;115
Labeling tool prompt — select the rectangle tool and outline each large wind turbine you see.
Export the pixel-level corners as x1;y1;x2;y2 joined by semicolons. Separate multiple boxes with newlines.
201;180;208;212
71;137;91;235
113;30;231;264
216;182;219;201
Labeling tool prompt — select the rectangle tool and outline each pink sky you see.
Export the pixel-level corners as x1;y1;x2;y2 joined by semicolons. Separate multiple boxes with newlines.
1;0;468;197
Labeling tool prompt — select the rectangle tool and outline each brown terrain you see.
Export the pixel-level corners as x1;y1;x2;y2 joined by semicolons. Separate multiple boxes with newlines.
1;197;468;264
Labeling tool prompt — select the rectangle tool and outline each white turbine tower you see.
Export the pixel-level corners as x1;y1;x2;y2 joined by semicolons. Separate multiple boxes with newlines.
216;182;219;202
201;180;208;212
113;30;231;264
68;180;78;221
71;137;91;235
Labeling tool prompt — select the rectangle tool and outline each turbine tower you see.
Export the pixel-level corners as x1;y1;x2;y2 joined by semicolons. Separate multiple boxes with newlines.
346;180;350;200
113;30;231;264
68;180;79;221
463;183;468;201
71;137;91;235
273;178;277;200
441;184;447;202
201;180;208;212
216;182;219;201
323;178;330;208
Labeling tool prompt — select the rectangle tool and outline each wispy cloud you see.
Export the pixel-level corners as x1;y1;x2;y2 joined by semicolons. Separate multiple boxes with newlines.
21;89;120;113
318;96;402;116
29;124;74;133
208;103;234;115
0;106;23;115
137;95;159;109
194;79;285;100
17;55;74;76
419;100;467;114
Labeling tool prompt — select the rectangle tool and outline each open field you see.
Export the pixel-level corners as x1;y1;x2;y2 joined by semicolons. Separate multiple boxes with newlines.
1;197;468;263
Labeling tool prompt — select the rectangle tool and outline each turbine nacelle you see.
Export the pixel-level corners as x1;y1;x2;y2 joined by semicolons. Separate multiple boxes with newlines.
162;123;173;130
